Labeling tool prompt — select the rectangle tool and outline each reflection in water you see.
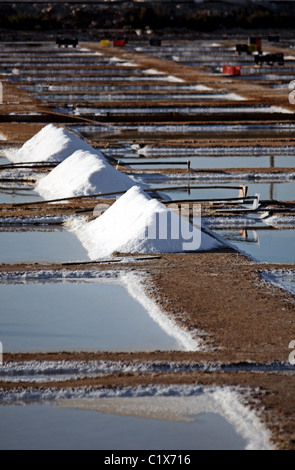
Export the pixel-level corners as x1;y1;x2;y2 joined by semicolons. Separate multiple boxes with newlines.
145;180;295;203
215;229;295;263
0;403;246;450
0;188;42;204
118;155;295;170
222;229;260;245
240;229;259;244
0;229;90;263
0;280;185;352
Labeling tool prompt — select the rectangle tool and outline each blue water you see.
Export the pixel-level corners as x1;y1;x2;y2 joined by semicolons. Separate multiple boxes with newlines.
0;156;8;165
146;181;295;203
216;229;295;263
120;155;295;170
0;188;42;204
0;403;246;450
0;281;182;352
0;156;43;203
0;229;90;263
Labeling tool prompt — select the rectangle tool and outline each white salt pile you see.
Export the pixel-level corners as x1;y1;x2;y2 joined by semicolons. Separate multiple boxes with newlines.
35;149;138;199
4;124;95;163
68;186;222;258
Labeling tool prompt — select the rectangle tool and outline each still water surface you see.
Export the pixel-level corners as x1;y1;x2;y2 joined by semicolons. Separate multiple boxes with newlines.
0;402;246;450
0;281;183;352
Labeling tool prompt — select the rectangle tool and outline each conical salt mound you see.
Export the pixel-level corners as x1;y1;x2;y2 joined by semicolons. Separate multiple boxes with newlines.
69;186;223;259
35;149;139;199
4;124;95;163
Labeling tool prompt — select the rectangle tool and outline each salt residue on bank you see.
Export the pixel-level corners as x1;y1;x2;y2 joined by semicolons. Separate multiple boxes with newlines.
0;384;274;450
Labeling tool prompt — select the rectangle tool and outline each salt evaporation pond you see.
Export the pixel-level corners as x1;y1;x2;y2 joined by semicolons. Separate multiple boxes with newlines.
0;279;185;352
74;123;295;140
124;146;295;157
4;57;116;66
145;180;295;203
0;385;273;450
22;84;206;93
32;93;245;103
0;187;42;204
121;155;295;170
0;402;246;450
0;155;9;165
11;68;135;76
0;228;90;263
215;229;295;264
65;105;292;116
12;75;176;83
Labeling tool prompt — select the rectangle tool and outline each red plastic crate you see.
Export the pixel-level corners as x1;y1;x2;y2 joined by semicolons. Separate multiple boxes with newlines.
113;39;125;47
222;65;241;76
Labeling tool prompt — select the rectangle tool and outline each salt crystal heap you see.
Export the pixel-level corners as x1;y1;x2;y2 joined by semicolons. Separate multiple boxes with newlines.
4;124;95;163
4;123;139;198
69;186;222;259
35;149;137;199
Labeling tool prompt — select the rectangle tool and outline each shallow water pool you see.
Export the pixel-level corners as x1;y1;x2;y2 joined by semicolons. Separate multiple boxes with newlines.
0;156;9;166
121;155;295;170
0;187;42;204
33;92;244;103
0;155;43;203
12;75;174;83
0;400;247;450
215;228;295;263
73;123;295;140
66;105;292;116
24;84;207;93
0;228;90;263
0;279;184;352
146;180;295;203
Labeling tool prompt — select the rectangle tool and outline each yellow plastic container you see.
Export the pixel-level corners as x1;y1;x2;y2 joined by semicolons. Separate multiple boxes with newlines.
100;39;110;47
